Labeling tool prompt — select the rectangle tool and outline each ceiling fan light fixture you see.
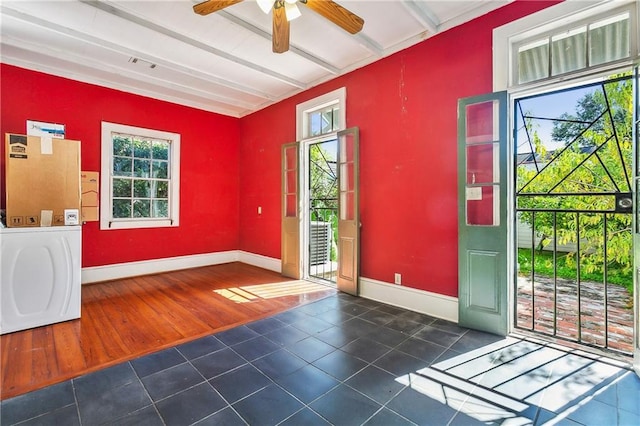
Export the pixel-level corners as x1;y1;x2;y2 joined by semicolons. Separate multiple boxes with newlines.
256;0;273;14
284;2;301;21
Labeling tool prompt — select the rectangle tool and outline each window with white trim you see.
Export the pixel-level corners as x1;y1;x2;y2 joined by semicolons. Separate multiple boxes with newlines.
493;0;638;91
100;122;180;230
296;87;346;140
517;9;632;84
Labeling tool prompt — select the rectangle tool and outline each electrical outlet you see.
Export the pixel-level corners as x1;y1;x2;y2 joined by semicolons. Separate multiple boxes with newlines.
394;273;402;285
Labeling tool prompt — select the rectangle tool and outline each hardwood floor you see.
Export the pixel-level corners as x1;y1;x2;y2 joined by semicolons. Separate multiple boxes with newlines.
0;262;336;400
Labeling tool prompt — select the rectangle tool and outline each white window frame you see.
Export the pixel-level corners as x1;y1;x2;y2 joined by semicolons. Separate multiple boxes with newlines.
296;88;346;281
492;0;639;349
493;0;639;92
296;87;346;140
100;121;180;230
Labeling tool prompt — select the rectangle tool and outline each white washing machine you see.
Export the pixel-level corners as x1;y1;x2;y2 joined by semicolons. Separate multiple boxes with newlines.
0;226;82;334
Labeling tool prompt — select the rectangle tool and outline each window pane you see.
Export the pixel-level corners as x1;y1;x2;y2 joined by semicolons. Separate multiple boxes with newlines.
518;39;549;84
589;13;630;66
153;141;169;160
551;27;586;75
133;179;150;198
153;200;169;218
113;199;132;218
113;178;132;197
154;181;169;198
134;159;151;177
152;160;168;179
321;109;333;134
112;135;132;156
133;139;152;158
113;156;132;176
133;199;151;217
309;112;322;136
332;106;340;131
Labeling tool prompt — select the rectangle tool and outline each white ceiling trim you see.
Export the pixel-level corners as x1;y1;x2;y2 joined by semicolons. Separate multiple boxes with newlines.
1;44;250;117
402;0;440;34
0;0;518;118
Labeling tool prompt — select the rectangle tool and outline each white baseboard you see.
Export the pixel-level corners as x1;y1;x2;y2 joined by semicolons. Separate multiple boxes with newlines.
81;251;239;284
238;251;281;273
360;276;459;323
81;252;457;324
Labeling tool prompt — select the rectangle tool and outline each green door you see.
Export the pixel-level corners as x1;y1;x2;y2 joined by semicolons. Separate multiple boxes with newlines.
458;92;508;336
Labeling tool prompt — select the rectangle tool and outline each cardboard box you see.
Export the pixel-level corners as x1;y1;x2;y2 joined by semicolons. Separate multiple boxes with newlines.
5;134;81;227
81;171;99;222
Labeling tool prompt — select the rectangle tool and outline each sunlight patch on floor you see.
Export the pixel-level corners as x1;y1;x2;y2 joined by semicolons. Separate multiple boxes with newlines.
213;280;331;303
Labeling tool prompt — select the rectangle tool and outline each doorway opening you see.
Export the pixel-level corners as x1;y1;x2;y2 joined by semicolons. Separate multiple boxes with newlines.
513;72;635;356
305;138;338;285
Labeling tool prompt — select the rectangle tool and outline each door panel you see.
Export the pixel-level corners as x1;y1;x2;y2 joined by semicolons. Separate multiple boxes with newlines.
634;68;639;374
337;128;359;295
282;142;301;279
458;92;508;336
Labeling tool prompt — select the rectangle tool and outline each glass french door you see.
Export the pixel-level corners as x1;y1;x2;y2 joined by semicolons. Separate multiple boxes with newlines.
281;142;300;279
457;92;509;335
281;127;360;295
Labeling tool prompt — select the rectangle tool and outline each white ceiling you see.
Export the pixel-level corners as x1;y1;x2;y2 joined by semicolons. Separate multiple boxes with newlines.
0;0;513;117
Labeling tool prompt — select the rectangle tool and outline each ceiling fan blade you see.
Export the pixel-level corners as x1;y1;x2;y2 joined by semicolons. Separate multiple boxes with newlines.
303;0;364;34
272;5;290;53
193;0;244;16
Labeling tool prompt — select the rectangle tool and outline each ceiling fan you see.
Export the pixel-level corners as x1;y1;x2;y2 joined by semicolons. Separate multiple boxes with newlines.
193;0;364;54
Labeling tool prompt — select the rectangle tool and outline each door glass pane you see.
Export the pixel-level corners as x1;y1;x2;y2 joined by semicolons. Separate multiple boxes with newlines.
340;135;355;162
340;163;354;191
466;185;499;226
551;27;586;76
466;101;499;143
284;145;297;218
341;191;354;220
286;194;297;217
466;143;498;184
285;146;297;169
286;170;297;193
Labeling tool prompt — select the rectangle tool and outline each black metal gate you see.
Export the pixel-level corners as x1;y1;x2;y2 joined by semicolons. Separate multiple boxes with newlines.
308;140;338;283
514;74;634;355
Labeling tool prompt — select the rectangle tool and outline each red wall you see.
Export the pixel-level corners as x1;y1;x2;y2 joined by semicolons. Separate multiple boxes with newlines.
0;65;240;267
0;1;557;296
239;1;558;297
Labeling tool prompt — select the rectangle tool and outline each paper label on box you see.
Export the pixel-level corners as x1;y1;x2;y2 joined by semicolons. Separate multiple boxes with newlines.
40;136;54;155
41;210;53;227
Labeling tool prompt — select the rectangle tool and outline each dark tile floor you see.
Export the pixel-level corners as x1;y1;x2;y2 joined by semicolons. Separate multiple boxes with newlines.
2;292;639;425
